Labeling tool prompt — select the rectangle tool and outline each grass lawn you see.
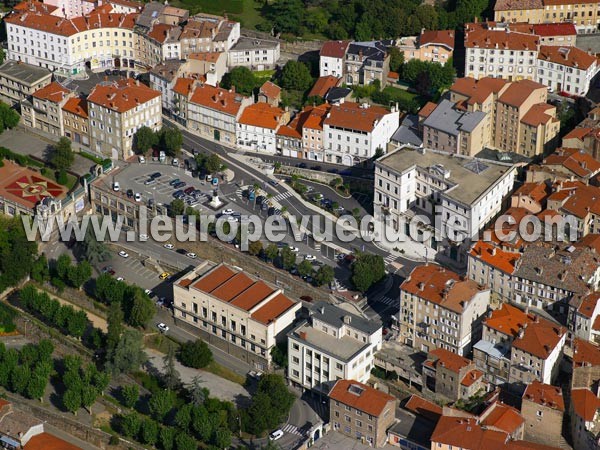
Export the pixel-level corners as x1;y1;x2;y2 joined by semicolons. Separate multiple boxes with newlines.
172;0;266;30
204;360;246;385
382;86;420;103
42;169;78;190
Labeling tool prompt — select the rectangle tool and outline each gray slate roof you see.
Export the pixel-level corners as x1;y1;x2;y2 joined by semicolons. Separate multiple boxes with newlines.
391;114;423;147
310;301;381;334
423;99;486;136
0;61;51;85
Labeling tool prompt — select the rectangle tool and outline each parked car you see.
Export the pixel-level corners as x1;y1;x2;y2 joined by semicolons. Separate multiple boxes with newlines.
172;158;179;166
269;430;284;441
118;251;129;258
186;252;197;259
134;192;142;202
222;208;235;215
157;323;169;333
164;243;174;249
176;248;188;255
159;272;170;280
184;186;195;195
169;178;181;186
150;172;162;179
144;178;156;185
112;181;120;192
304;254;317;261
173;181;186;189
104;69;111;76
126;189;134;198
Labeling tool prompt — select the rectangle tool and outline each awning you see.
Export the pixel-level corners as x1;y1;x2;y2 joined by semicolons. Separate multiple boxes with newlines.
0;435;20;448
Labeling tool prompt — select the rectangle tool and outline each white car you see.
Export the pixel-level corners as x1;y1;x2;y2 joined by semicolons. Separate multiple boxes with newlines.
164;243;174;249
116;276;125;282
186;252;197;259
172;158;179;166
139;234;148;241
222;208;235;215
269;430;284;441
289;246;299;253
304;254;317;261
134;193;142;202
112;181;120;192
157;323;169;333
118;251;129;258
226;215;238;222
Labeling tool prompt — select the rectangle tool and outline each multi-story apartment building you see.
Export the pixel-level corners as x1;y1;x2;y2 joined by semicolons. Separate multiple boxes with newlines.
287;302;382;391
468;241;522;305
5;7;138;75
329;380;396;448
374;146;516;263
526;147;600;184
464;22;540;81
62;96;90;147
345;41;391;87
149;59;187;111
178;15;239;56
257;80;281;106
570;388;600;450
21;81;73;136
521;381;565;448
571;338;600;388
227;37;280;71
571;292;600;342
422;348;486;401
513;243;600;315
145;23;182;65
236;103;287;153
323;102;399;165
399;264;491;356
473;304;566;387
421;99;488;156
494;0;545;24
187;51;227;86
300;104;330;161
509;22;577;46
173;263;301;371
184;83;252;144
0;61;51;108
397;30;455;64
537;45;599;96
319;40;350;77
87;78;161;159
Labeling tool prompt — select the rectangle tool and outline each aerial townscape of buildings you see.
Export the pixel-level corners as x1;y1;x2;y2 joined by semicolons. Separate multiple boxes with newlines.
0;0;600;449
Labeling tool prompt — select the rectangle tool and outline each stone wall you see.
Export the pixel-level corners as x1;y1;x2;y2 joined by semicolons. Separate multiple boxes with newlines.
241;28;323;56
276;166;374;193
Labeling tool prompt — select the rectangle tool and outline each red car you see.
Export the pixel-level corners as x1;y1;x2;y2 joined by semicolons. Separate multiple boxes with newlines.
184;186;195;195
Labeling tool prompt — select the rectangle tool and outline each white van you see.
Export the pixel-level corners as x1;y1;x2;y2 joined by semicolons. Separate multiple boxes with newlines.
159;151;166;162
139;155;146;164
269;430;284;441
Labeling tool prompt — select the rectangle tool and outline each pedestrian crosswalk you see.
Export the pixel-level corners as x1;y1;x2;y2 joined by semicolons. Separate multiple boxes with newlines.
235;188;244;199
384;254;397;265
378;296;398;307
282;423;302;436
272;191;293;202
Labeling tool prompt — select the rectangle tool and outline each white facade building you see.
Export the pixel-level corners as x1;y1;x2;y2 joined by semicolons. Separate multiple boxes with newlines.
236;103;286;154
323;102;399;165
227;37;280;70
287;302;382;392
319;40;350;77
537;45;600;96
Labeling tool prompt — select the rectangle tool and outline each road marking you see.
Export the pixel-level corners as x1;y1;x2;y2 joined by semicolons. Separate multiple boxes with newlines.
378;296;398;306
384;254;397;264
272;191;293;202
282;424;302;436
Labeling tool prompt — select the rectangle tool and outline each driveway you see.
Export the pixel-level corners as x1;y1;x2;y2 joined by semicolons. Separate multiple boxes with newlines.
145;348;251;406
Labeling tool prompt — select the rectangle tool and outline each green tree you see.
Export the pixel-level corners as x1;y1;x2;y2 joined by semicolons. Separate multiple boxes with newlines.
26;372;48;401
159;126;183;156
246;374;295;435
126;288;156;328
51;137;74;171
120;384;139;409
106;300;124;354
63;388;82;415
30;254;50;283
140;418;160;445
55;253;72;281
0;102;19;130
0;217;38;288
67;260;92;289
264;244;279;262
213;427;232;449
175;403;193;430
81;385;99;414
11;365;30;395
270;342;287;369
159;426;176;450
132;126;158;154
79;226;111;266
170;199;185;217
0;48;6;65
189;376;207;406
66;309;88;338
297;260;314;278
351;253;386;292
178;340;212;369
280;61;313;92
149;389;175;422
268;0;304;35
314;265;335;287
120;412;142;438
303;9;329;34
162;342;181;390
280;246;296;270
191;406;213;442
195;153;223;175
174;432;197;450
389;47;405;74
107;329;147;375
248;240;263;256
220;66;257;96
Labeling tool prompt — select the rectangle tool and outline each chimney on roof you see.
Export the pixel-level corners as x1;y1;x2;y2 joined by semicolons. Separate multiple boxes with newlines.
319;306;325;315
418;282;425;291
517;328;525;339
343;315;352;324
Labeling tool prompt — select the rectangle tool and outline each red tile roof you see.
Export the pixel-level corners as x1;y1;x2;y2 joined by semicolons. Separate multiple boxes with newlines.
480;402;524;435
62;97;88;118
431;416;509;450
465;22;539;51
532;23;577;37
485;304;533;337
575;233;600;254
188;52;222;62
419;30;455;50
13;1;58;14
211;272;255;302
539;45;598;71
419;101;438;119
451;77;509;105
571;388;600;422
259;81;281;100
401;264;484;313
513;317;566;359
238;103;284;130
147;23;178;44
572;337;600;368
542;147;600;178
513;181;549;203
498;80;548;108
563;127;593;142
229;281;274;311
173;77;195;96
404;394;442;422
24;433;81;450
324;102;394;133
469;241;521;274
251;292;296;324
87;78;160;113
427;348;472;374
192;264;236;292
189;84;249;117
329;379;396;417
494;0;543;11
461;369;484;387
276;124;302;139
307;75;340;98
32;82;70;103
521;103;556;127
577;292;600;318
522;380;564;411
320;40;351;58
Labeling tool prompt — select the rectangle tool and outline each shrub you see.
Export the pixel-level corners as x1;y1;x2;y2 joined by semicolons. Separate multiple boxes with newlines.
56;170;68;186
178;340;212;369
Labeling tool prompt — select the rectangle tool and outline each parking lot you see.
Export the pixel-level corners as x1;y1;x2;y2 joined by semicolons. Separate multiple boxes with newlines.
109;160;212;211
55;69;145;96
